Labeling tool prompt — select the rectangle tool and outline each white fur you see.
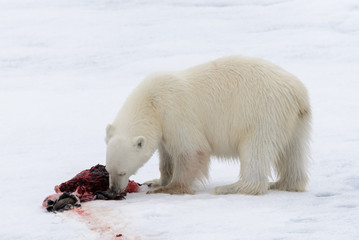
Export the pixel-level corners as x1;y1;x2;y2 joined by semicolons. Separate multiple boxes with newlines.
106;55;311;195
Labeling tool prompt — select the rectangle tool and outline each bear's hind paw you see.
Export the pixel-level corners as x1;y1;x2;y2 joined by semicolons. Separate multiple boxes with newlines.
215;182;268;195
269;181;306;192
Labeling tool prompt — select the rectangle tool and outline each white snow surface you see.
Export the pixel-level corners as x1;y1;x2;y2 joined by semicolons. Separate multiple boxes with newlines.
1;0;359;239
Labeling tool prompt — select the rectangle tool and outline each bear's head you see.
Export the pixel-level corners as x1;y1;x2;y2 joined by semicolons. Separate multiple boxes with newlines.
105;124;149;193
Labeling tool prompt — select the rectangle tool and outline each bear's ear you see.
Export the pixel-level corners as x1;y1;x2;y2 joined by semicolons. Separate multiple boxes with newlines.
133;136;145;150
105;124;115;144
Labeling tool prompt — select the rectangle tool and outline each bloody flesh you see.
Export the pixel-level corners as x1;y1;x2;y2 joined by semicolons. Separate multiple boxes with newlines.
56;164;139;201
43;164;140;212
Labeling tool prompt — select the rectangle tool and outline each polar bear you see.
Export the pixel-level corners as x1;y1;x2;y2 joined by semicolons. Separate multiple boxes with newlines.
105;55;311;195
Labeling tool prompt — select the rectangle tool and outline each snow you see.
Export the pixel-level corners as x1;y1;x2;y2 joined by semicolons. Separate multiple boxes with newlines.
1;0;359;239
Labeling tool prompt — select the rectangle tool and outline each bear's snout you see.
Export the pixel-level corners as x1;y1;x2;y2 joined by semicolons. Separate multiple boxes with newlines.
109;174;129;194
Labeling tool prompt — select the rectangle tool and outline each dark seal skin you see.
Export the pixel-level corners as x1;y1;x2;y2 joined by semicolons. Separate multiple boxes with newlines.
46;192;81;212
95;189;126;200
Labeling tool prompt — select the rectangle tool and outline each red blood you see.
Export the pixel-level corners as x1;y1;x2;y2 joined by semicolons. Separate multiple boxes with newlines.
116;234;123;237
73;208;91;216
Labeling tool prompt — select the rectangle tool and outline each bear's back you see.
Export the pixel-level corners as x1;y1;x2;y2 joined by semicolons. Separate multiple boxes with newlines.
175;55;307;125
132;56;309;157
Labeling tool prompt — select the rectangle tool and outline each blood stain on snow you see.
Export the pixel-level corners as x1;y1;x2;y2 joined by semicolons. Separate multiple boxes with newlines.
73;208;91;216
65;204;130;239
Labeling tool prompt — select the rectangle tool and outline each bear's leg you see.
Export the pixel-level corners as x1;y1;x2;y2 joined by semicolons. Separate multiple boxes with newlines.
143;142;173;188
270;119;310;192
159;142;174;186
215;133;276;195
148;151;210;194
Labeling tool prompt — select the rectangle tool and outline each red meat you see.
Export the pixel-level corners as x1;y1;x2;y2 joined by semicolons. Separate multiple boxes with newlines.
125;180;140;193
57;164;110;196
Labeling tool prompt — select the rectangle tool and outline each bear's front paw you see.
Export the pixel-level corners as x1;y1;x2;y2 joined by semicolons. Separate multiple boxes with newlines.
142;179;161;188
146;187;166;194
147;185;194;195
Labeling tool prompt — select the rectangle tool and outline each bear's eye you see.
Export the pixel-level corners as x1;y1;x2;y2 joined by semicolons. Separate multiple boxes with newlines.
118;172;126;177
